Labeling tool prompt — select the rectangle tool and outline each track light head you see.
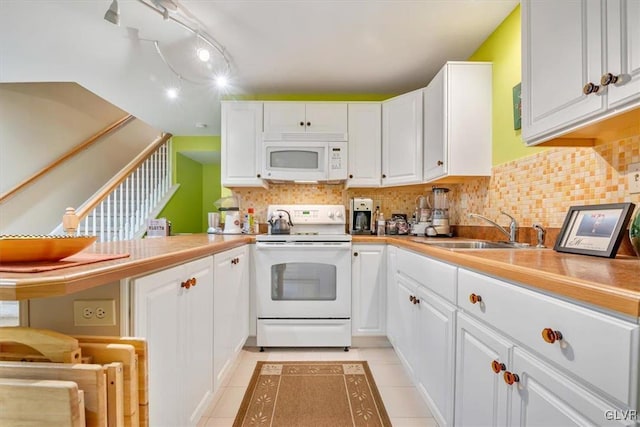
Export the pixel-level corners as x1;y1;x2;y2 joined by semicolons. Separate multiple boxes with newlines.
104;0;120;25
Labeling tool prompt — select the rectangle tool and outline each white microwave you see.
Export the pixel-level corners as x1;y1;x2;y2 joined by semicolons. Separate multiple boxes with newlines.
262;141;348;183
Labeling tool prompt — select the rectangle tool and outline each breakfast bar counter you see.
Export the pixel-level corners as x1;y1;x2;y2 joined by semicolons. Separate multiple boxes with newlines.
2;234;640;319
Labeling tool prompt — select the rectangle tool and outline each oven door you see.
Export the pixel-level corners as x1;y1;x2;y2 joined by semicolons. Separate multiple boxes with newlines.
255;241;351;318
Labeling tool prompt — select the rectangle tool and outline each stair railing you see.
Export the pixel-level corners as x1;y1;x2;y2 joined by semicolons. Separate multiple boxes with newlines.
53;133;177;241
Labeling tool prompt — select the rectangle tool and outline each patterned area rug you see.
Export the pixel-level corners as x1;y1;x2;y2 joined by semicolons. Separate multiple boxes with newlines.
233;361;392;427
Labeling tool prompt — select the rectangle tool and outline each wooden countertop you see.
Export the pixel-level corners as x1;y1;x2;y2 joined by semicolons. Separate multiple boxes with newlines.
0;234;251;301
354;235;640;320
2;234;639;319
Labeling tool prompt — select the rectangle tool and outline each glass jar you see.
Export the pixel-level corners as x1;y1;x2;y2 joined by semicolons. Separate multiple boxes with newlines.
386;218;397;235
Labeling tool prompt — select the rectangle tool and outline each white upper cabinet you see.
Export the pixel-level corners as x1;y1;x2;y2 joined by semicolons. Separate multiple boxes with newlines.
263;102;348;139
346;103;382;188
382;89;423;186
423;62;492;183
221;101;265;187
606;0;640;108
522;0;640;145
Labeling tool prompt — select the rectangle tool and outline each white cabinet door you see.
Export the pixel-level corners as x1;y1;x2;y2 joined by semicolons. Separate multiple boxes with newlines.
263;102;347;135
382;90;423;186
605;0;640;108
385;245;399;346
521;0;605;143
213;246;249;390
221;101;265;187
304;103;348;134
133;265;182;427
414;285;456;427
183;259;215;425
394;276;417;379
351;244;386;336
423;62;492;182
133;257;214;427
509;348;632;427
263;102;306;134
455;313;511;427
346;103;381;188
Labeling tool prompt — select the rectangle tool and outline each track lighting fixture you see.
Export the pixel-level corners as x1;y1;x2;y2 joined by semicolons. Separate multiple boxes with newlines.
103;0;120;26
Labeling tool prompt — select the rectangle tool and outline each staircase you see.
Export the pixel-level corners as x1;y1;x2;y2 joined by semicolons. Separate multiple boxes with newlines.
51;138;178;242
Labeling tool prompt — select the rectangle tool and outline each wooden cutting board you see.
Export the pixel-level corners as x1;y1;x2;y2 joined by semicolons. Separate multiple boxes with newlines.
75;335;149;427
0;326;82;363
79;342;139;427
0;378;85;427
0;361;107;426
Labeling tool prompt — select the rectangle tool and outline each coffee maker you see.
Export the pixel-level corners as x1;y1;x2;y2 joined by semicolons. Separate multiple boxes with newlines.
350;198;373;234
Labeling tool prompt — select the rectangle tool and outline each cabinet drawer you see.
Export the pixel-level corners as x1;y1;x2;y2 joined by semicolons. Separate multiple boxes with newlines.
458;268;639;407
396;248;457;303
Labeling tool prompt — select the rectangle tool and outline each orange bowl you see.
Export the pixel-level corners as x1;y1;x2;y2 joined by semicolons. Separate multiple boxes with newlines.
0;235;98;263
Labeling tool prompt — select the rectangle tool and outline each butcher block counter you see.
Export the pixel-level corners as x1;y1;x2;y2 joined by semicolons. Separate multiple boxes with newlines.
2;234;639;319
355;235;640;320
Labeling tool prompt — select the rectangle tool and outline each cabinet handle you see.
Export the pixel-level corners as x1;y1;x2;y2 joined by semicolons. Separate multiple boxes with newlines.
181;278;197;289
600;72;620;86
256;173;261;178
231;257;240;265
299;121;305;127
469;293;482;304
349;174;353;179
491;360;506;374
582;82;601;95
541;328;563;344
353;252;359;257
413;297;420;305
382;174;387;178
409;295;415;303
437;160;444;166
503;371;520;385
307;121;311;127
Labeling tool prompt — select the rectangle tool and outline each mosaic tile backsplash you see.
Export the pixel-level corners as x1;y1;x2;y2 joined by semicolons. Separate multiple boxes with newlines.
230;134;640;233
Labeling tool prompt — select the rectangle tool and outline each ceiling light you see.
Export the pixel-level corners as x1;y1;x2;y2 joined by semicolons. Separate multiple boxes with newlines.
166;87;179;99
196;48;211;62
103;0;120;25
215;75;228;89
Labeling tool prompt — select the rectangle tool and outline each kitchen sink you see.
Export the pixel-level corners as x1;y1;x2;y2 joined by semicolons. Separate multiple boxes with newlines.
415;240;532;249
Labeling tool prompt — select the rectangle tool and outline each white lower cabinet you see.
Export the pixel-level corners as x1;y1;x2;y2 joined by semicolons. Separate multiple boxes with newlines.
391;249;456;427
132;256;214;427
455;313;511;427
351;244;386;336
213;246;249;391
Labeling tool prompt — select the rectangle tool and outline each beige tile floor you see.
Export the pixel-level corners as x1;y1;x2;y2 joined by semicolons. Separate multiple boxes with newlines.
197;346;439;427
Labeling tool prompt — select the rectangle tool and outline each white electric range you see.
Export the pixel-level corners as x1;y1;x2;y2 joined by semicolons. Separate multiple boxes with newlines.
254;204;352;350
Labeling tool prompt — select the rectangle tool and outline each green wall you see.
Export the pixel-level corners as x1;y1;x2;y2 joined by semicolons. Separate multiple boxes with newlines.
158;136;221;233
468;5;545;165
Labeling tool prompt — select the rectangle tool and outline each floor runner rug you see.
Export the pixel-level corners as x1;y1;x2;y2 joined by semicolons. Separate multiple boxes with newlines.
233;360;392;427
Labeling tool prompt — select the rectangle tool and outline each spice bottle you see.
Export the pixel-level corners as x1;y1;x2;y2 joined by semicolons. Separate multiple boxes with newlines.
377;212;385;236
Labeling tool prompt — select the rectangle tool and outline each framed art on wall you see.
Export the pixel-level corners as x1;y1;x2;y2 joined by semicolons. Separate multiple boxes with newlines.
554;203;635;258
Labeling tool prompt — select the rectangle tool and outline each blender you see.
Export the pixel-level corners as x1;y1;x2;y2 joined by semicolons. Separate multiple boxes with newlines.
411;195;432;236
431;187;451;236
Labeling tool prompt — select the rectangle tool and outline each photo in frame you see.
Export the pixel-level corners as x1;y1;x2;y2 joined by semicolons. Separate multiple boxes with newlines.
554;203;635;258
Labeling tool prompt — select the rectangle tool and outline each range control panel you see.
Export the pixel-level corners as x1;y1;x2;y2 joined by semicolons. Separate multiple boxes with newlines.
266;204;346;225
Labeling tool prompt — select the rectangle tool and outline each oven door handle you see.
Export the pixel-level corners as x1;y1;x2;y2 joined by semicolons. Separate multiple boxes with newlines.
256;242;352;250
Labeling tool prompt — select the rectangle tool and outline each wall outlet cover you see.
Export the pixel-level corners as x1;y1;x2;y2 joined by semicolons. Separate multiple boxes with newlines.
73;299;116;326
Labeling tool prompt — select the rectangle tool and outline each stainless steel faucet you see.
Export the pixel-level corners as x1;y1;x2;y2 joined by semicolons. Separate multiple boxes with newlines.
468;211;518;242
533;223;546;248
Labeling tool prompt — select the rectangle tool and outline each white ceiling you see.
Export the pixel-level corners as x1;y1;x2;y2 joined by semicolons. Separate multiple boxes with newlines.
0;0;518;136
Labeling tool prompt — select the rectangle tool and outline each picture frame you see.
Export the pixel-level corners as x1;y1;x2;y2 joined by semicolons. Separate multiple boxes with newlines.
554;203;635;258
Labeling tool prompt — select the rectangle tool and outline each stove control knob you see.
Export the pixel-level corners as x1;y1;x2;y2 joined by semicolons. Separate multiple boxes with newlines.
334;210;344;220
328;211;335;219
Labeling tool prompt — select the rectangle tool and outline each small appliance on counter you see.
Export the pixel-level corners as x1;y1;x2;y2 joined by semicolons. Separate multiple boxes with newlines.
221;207;242;234
349;198;373;234
432;187;453;236
411;194;432;236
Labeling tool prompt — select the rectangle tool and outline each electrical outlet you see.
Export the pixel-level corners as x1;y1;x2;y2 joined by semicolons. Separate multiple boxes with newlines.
73;299;116;326
629;163;640;194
